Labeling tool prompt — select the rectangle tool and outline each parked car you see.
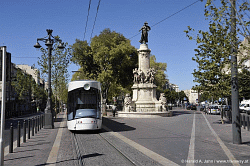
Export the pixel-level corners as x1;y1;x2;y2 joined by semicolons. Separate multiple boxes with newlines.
187;104;196;110
239;99;250;113
207;105;220;114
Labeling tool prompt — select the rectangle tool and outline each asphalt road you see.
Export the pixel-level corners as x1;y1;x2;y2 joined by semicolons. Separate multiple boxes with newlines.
103;109;250;166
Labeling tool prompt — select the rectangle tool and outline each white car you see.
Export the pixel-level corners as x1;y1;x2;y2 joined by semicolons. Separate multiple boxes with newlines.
243;104;250;114
207;105;220;114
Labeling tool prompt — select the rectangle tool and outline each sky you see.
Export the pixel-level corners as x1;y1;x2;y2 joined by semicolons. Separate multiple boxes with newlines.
0;0;211;91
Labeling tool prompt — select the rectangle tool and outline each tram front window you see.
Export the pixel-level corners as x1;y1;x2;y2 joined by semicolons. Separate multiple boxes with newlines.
75;109;97;119
68;87;101;120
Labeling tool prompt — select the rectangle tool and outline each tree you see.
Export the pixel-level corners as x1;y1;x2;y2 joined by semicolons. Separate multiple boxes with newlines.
12;69;47;113
164;89;188;104
150;55;167;98
12;69;33;101
184;0;250;101
71;28;138;102
238;68;250;100
37;36;71;112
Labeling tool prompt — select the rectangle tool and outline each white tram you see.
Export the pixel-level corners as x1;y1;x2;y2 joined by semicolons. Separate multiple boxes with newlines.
67;80;103;131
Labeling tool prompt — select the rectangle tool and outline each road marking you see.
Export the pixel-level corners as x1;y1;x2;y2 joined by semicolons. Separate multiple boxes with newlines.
102;125;180;166
202;113;240;166
46;113;66;166
187;112;195;166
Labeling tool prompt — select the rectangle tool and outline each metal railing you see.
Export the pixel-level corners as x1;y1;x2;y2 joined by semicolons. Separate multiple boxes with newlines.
9;114;44;153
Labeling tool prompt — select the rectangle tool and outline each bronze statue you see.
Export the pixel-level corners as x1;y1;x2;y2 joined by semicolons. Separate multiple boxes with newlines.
139;22;151;44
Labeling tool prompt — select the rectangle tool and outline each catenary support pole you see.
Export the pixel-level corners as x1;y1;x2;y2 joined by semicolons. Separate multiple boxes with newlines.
231;0;242;144
0;46;7;165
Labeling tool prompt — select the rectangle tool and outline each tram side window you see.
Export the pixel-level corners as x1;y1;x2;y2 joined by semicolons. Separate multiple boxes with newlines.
67;91;75;120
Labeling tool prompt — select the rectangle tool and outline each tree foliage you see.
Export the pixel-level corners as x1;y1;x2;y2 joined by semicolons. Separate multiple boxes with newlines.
37;36;71;107
71;29;138;102
185;0;250;102
238;68;250;100
12;69;46;102
164;89;187;104
150;55;167;97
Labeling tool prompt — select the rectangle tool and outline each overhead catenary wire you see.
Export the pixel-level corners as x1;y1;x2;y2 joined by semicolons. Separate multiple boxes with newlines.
83;0;92;41
90;0;101;41
129;0;203;40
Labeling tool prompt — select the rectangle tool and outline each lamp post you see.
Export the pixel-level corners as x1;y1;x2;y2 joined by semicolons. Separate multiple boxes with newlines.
34;29;65;129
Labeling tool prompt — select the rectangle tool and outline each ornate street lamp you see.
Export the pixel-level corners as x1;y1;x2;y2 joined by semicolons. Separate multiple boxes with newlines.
34;29;65;129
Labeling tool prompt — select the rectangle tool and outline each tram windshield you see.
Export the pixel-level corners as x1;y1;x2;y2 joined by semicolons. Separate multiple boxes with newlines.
67;87;101;120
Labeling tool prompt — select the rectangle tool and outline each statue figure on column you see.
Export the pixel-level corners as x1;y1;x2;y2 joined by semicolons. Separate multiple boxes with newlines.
138;69;144;83
139;22;151;44
133;68;139;83
149;68;156;84
144;69;150;83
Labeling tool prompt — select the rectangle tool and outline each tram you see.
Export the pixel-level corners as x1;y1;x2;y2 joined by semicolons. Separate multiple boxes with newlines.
67;80;103;131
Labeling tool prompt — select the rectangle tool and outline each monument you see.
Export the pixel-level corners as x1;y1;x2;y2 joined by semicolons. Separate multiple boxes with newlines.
118;22;172;118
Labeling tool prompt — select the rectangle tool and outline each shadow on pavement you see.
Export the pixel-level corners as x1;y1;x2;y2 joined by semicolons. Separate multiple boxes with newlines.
54;118;64;122
212;119;232;124
101;117;136;133
71;117;136;134
172;111;192;116
242;141;250;146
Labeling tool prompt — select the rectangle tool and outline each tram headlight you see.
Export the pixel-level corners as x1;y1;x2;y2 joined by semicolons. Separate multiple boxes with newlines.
84;83;90;90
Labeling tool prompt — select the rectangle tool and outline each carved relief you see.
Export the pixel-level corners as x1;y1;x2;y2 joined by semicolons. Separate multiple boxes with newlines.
133;68;155;84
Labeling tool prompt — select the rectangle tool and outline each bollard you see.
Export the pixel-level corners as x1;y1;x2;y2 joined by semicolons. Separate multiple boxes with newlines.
17;121;21;147
35;117;37;134
40;115;42;130
39;115;41;130
37;116;40;132
9;123;13;153
247;115;250;131
28;119;30;139
23;120;26;143
42;114;44;128
240;114;242;127
41;114;43;128
243;114;246;129
32;118;34;136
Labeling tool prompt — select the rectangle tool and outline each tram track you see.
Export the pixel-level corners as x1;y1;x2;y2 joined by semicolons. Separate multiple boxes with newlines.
72;132;85;166
71;130;141;166
97;133;138;166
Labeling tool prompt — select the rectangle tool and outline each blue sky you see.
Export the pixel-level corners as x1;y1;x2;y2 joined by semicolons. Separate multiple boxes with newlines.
0;0;210;91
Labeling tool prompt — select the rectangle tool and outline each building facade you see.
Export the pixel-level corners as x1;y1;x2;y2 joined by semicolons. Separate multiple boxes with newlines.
184;89;199;104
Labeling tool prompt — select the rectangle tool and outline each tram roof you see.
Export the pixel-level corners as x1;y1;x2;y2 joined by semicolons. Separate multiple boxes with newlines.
68;80;101;92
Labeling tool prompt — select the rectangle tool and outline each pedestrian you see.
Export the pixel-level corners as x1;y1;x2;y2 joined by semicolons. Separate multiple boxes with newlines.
112;105;117;117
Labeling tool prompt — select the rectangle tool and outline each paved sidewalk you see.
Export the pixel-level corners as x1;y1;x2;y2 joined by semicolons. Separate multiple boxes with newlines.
201;110;250;164
3;111;66;166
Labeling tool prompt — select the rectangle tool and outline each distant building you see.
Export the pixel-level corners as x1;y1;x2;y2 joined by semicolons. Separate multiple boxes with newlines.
16;64;44;86
238;36;250;71
164;79;180;92
223;36;250;74
184;89;199;104
0;50;45;118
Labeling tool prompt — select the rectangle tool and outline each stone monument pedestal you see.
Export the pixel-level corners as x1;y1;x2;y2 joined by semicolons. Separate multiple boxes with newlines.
118;42;172;118
132;83;161;112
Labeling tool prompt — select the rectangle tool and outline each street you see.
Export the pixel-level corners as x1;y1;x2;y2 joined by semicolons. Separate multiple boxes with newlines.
102;108;250;165
3;108;250;166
